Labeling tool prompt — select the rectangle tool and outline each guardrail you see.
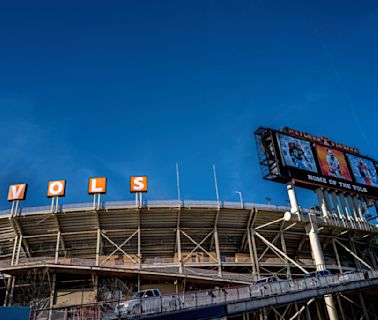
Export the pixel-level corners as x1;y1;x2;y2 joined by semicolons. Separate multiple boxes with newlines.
0;199;374;222
29;270;378;320
0;200;292;216
0;257;257;284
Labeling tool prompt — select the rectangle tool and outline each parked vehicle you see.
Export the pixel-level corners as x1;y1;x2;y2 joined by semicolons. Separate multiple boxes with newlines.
116;289;186;317
255;275;279;284
304;269;332;279
132;289;161;299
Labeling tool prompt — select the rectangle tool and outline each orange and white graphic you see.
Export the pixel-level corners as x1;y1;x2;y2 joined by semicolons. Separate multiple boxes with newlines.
8;184;27;201
47;180;66;197
88;177;107;194
130;176;148;192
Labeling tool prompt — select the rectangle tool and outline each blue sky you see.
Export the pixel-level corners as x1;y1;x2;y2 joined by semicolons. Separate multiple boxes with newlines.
0;1;378;210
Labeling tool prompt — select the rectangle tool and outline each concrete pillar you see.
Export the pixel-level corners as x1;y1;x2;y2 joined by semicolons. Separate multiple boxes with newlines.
346;195;359;221
352;196;364;221
307;222;326;271
214;228;222;277
287;183;300;214
316;188;328;217
339;194;352;222
323;191;334;216
330;192;343;220
307;219;338;320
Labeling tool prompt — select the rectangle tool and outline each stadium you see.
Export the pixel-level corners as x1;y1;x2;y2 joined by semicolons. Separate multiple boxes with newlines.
0;128;378;320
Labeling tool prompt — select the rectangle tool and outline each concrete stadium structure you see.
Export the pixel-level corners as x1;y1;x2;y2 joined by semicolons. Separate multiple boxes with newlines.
0;193;378;319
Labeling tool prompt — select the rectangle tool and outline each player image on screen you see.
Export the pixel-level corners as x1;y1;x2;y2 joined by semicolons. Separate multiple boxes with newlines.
315;145;352;181
326;149;341;177
346;154;378;187
277;134;317;173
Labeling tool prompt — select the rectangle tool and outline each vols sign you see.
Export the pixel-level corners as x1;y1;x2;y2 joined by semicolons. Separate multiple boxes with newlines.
88;177;107;194
8;184;27;201
47;180;66;197
130;176;147;193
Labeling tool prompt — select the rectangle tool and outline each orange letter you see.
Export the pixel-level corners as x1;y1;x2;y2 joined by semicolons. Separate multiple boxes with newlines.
88;177;107;194
130;176;147;192
8;184;27;201
47;180;66;197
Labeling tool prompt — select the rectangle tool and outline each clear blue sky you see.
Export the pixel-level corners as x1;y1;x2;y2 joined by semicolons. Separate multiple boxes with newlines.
0;1;378;210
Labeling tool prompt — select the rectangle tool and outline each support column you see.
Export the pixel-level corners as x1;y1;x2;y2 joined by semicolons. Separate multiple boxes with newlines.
316;301;323;320
287;183;300;215
3;277;13;306
280;226;291;279
337;295;347;320
368;246;377;269
307;220;325;271
339;194;352;222
11;236;18;266
93;275;99;302
96;229;101;266
307;215;338;320
251;229;260;278
352;197;364;221
305;304;312;320
138;209;141;268
176;227;183;273
176;209;183;273
8;276;16;306
247;229;257;277
48;273;56;320
358;292;369;320
348;235;362;270
55;231;61;263
330;192;343;220
15;235;22;265
332;239;343;274
323;191;334;216
316;188;328;218
214;228;222;277
346;195;359;222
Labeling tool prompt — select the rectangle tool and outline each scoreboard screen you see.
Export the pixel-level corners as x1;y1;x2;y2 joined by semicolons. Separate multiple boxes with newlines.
255;127;378;199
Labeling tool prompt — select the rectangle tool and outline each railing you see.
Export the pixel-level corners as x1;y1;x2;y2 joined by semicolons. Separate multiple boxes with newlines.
0;257;257;283
29;270;378;320
0;200;292;216
1;200;375;234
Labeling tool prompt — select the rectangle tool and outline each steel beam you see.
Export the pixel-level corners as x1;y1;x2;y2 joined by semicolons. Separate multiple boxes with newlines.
334;238;373;270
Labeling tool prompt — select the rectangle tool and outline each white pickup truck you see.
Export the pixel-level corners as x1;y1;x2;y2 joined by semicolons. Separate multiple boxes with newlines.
115;289;186;317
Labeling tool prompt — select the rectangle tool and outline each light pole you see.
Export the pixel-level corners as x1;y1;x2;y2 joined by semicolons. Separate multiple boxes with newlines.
235;191;243;208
